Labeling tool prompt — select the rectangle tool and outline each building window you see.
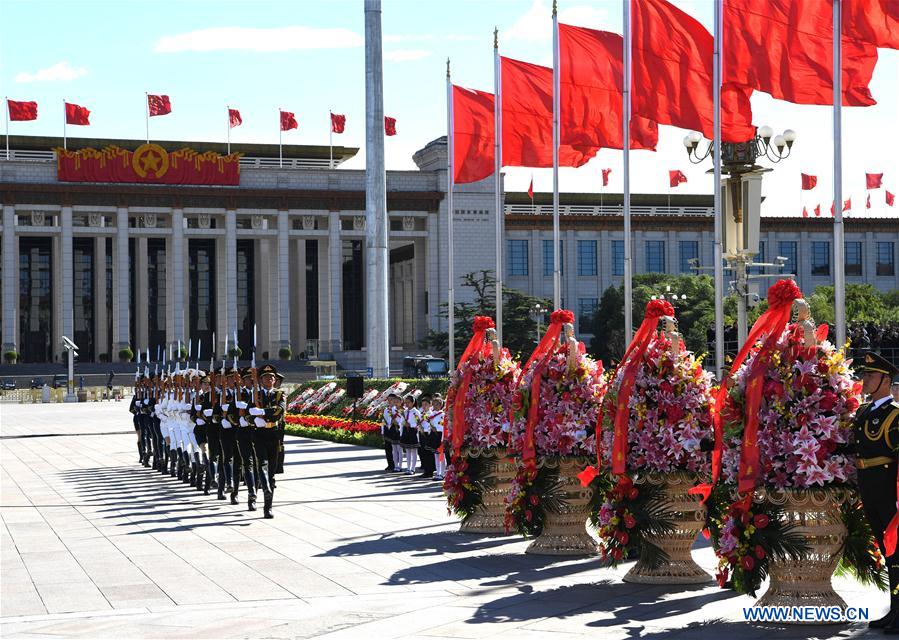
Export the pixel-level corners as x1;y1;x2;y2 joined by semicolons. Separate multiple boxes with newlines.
343;240;365;350
877;242;895;276
612;240;624;276
679;241;698;274
543;240;563;276
752;240;767;275
578;298;598;327
646;240;665;273
810;241;830;276
236;240;255;356
577;240;597;276
147;238;167;355
19;237;53;363
188;239;217;355
73;238;95;362
305;240;319;341
508;240;529;276
778;241;797;277
845;241;863;277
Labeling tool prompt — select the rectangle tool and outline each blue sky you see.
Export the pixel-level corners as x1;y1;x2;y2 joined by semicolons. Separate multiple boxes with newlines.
1;0;897;217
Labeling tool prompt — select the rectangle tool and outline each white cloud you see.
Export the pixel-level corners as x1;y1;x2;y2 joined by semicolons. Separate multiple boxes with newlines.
384;49;432;62
384;34;434;43
505;0;610;42
154;26;363;53
15;61;87;83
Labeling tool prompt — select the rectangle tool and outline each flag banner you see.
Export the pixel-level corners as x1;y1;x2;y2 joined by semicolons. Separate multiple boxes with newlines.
54;144;240;185
669;169;687;187
7;99;37;121
147;94;172;116
724;0;877;107
528;177;534;201
867;194;872;209
843;0;899;50
814;204;821;217
631;0;754;143
452;85;495;184
280;111;298;131
866;172;884;189
65;102;90;125
888;191;895;206
801;173;817;190
229;108;242;128
602;167;612;186
558;23;658;151
331;112;346;133
384;116;397;136
501;56;599;168
802;206;809;218
844;198;852;212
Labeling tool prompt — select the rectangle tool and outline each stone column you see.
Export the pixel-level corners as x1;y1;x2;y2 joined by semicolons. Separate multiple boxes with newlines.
295;238;307;350
276;211;290;354
170;208;185;343
94;236;108;362
225;210;237;344
258;238;272;357
2;206;18;355
114;207;130;355
60;207;74;355
135;237;149;350
327;211;342;352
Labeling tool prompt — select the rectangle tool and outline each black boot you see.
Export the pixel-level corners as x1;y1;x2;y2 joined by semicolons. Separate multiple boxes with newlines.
170;450;178;477
194;454;204;491
876;565;899;630
137;442;143;463
248;495;257;512
263;492;273;519
184;452;193;485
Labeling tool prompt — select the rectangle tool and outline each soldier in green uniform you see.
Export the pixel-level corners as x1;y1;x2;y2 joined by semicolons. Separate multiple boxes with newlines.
856;352;899;633
252;364;285;519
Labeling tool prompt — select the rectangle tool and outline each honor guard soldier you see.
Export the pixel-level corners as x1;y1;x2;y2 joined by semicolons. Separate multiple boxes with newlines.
856;352;899;633
219;368;240;502
232;367;259;511
251;365;285;518
129;380;143;463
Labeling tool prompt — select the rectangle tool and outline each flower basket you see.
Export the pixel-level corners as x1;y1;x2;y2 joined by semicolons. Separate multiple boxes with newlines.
455;447;517;535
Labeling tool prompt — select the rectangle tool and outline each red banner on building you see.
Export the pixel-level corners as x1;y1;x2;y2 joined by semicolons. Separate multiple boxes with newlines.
54;144;241;185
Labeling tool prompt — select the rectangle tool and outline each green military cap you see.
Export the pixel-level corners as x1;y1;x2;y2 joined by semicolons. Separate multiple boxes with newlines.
859;351;899;378
258;364;284;381
240;367;254;378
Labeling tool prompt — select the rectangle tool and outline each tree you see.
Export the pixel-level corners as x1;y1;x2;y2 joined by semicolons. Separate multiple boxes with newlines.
808;283;899;324
421;270;551;362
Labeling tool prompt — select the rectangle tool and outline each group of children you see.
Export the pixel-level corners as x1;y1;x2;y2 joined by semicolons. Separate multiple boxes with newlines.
381;393;447;479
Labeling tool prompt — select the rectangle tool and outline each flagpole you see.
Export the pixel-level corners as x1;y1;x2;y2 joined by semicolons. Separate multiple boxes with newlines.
227;106;231;155
62;98;67;150
623;0;633;346
551;1;561;310
329;110;334;169
833;0;846;348
5;96;9;160
145;92;149;144
279;109;283;168
446;59;456;370
494;28;504;345
712;0;725;376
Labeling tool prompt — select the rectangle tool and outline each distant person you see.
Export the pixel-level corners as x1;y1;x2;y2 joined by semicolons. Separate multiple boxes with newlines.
299;351;307;360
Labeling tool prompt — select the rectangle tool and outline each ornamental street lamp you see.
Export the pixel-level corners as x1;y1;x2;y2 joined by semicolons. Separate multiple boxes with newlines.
534;303;546;344
682;126;796;346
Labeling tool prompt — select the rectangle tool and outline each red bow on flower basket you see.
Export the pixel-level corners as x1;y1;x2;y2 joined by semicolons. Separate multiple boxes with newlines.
451;316;496;460
520;309;575;473
690;279;803;502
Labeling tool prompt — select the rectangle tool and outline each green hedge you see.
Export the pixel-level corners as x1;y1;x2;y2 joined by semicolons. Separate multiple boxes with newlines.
287;377;449;419
283;424;384;448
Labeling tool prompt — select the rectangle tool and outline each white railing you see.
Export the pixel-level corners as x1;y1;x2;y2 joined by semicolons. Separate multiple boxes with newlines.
2;150;55;162
0;149;337;170
505;203;712;217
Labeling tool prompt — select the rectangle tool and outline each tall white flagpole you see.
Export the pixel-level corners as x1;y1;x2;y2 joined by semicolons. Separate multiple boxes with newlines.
494;28;504;345
145;92;150;144
279;109;283;168
5;96;9;160
623;0;633;346
329;110;334;169
227;106;231;155
713;0;725;376
552;1;562;310
833;0;846;348
63;98;67;150
446;59;456;370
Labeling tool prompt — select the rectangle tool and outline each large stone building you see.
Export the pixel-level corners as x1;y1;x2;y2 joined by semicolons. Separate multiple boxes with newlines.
1;135;897;365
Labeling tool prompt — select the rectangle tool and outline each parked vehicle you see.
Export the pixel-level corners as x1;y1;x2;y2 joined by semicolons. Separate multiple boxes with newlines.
52;374;68;389
402;355;448;379
1;380;15;390
30;378;45;389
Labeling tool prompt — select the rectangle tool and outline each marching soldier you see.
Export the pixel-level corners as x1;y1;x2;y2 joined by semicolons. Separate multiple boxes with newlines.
251;364;285;518
855;352;899;634
128;379;143;463
231;368;259;511
219;368;239;502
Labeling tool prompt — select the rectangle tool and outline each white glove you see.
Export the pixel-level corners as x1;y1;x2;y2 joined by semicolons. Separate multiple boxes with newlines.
254;417;267;428
194;404;203;411
203;408;213;417
221;403;230;411
196;419;206;426
239;417;248;427
235;401;248;410
249;407;265;416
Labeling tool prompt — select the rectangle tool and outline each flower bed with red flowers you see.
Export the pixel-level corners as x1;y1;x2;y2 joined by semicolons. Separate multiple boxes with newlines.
284;414;383;447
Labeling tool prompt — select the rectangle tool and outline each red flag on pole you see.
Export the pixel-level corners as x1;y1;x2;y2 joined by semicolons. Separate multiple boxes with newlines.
452;85;495;184
843;0;899;50
528;177;534;202
723;0;878;107
631;0;755;143
558;23;658;151
866;172;884;189
669;169;687;188
801;173;817;190
7;99;37;121
331;113;346;134
384;116;397;136
65;102;90;125
602;168;612;187
280;110;298;131
867;194;872;209
887;191;896;206
147;94;172;116
814;204;821;217
844;198;852;212
802;206;809;218
229;108;242;128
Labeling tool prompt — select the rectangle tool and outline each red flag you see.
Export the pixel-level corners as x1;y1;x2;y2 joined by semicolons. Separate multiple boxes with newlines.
867;194;872;209
527;177;534;202
384;116;397;136
280;110;298;131
866;172;884;189
801;173;817;190
724;0;877;107
558;23;658;151
147;94;172;117
7;99;37;121
844;0;899;50
501;56;599;167
802;206;809;218
602;167;612;187
814;204;821;217
229;108;242;128
631;0;754;143
65;102;90;126
844;198;852;212
669;169;687;188
452;85;494;184
331;112;346;134
888;191;896;207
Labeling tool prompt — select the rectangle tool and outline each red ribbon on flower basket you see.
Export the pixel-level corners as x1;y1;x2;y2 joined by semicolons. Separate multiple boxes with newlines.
520;309;575;474
884;471;899;556
689;279;803;502
450;316;495;458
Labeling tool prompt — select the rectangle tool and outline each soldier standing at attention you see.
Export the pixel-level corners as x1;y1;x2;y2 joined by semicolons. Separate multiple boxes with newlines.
251;364;285;518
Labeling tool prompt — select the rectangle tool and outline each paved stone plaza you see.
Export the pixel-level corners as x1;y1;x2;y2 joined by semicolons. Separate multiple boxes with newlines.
0;402;885;639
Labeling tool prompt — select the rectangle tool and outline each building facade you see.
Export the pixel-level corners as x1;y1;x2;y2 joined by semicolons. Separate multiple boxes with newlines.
1;135;897;364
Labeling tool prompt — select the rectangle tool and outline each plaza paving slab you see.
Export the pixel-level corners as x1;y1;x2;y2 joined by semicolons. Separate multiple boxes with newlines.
0;402;886;639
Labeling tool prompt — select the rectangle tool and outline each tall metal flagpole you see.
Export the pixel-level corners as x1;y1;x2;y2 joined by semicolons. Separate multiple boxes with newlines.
279;110;283;168
833;0;847;348
329;111;334;169
551;1;561;310
5;96;9;160
713;0;725;376
623;0;633;346
227;106;231;155
446;59;456;370
145;92;150;144
63;98;67;150
493;28;504;345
